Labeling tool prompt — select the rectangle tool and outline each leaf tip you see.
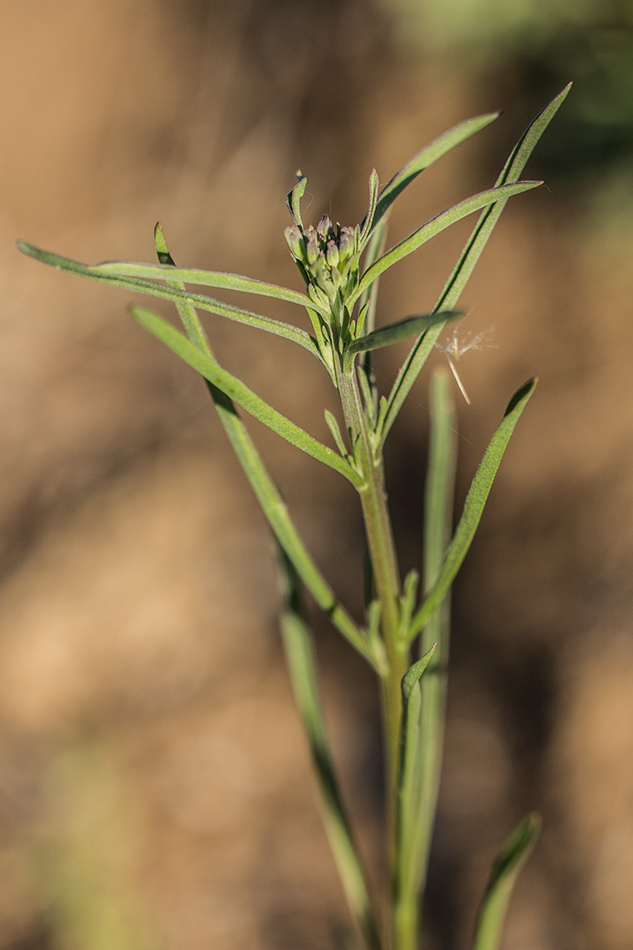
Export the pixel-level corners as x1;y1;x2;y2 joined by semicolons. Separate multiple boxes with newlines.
504;378;536;416
16;239;34;257
153;221;173;264
401;643;437;702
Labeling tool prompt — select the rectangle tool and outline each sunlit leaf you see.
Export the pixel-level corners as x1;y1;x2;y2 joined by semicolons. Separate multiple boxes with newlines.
408;379;536;642
351;181;541;306
368;112;500;233
131;304;363;486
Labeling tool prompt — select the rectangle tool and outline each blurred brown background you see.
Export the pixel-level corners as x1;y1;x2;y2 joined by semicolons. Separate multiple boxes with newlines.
2;1;633;949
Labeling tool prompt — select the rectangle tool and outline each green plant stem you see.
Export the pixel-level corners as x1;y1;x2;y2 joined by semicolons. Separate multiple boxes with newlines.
335;358;408;948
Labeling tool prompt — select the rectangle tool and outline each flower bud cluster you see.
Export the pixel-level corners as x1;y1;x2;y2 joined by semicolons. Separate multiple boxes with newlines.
285;215;357;304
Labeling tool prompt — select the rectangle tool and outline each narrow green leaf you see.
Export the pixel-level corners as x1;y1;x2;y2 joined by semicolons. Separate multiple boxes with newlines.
358;218;389;383
354;301;370;341
154;221;173;264
472;815;541;950
401;645;436;705
423;369;458;610
131;304;363;486
369;112;500;234
324;410;349;457
358;168;380;249
91;259;317;311
356;365;377;426
365;599;384;663
408;378;536;642
378;324;442;448
277;550;384;950
411;369;458;921
223;405;376;665
379;85;571;442
287;172;308;228
154;226;378;670
153;222;211;354
16;242;324;358
344;310;461;371
393;646;437;949
397;569;419;643
436;83;572;314
350;181;542;306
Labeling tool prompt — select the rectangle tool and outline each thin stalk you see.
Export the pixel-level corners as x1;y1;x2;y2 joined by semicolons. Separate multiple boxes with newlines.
335;357;408;949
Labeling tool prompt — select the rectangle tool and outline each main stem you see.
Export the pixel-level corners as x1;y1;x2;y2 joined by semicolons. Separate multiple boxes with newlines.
337;360;408;949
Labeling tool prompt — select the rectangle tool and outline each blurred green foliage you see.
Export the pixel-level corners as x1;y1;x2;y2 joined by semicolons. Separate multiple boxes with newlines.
379;0;633;204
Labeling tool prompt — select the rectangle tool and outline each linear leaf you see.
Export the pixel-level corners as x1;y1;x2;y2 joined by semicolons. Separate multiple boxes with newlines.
149;228;365;668
412;370;458;916
408;379;536;642
397;569;419;644
350;181;542;306
131;304;363;485
379;84;571;441
153;221;212;354
287;173;308;228
324;410;349;457
277;550;383;950
16;242;323;358
91;259;317;311
436;83;572;314
153;225;379;668
358;168;380;249
358;218;388;337
368;112;500;234
472;815;540;950
344;310;461;371
393;646;437;949
219;399;377;664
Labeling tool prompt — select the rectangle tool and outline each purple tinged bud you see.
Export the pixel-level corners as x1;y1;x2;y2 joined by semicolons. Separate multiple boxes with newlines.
316;215;332;241
305;231;320;266
338;227;355;262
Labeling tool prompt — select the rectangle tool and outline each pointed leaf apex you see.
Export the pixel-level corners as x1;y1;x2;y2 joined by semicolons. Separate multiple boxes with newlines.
287;174;308;228
153;221;173;265
401;644;437;703
359;169;381;248
504;378;536;417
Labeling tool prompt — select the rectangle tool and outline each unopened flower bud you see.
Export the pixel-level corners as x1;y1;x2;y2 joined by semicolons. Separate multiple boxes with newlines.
338;227;355;263
326;240;339;268
284;225;305;261
316;215;332;242
305;231;320;266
